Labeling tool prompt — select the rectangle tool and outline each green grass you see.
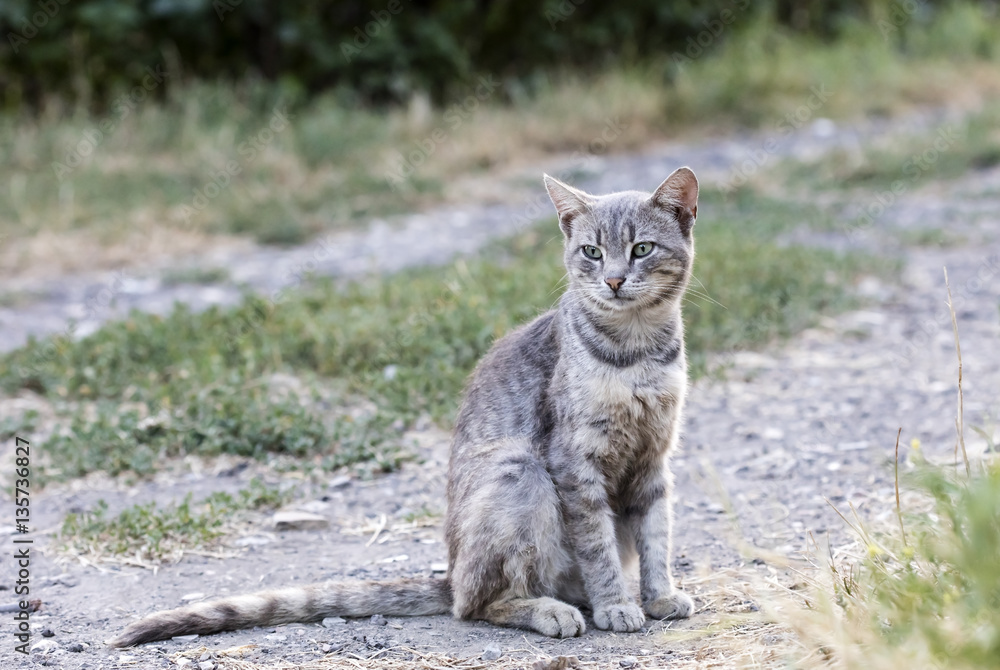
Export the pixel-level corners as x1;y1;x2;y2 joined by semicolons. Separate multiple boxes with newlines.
59;478;292;564
1;3;998;278
1;188;887;482
896;227;967;248
781;101;1000;193
161;266;231;286
791;456;1000;669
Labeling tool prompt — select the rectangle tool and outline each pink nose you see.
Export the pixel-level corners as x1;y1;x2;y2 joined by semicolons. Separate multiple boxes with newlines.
605;277;625;291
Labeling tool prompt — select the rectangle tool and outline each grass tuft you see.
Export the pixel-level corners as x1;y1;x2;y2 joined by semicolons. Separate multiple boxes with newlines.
791;459;1000;670
59;479;293;565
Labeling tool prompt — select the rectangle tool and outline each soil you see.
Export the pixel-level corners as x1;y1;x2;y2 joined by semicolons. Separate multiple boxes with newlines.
1;111;999;670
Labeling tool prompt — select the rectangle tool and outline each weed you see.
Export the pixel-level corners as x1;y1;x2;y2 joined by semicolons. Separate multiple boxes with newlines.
59;479;293;564
161;266;231;286
792;459;1000;670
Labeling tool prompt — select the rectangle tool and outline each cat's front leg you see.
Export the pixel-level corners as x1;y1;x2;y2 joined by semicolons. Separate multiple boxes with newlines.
557;453;645;633
624;465;694;620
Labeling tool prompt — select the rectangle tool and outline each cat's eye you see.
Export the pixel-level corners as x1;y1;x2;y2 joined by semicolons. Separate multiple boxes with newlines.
632;242;655;257
582;245;602;259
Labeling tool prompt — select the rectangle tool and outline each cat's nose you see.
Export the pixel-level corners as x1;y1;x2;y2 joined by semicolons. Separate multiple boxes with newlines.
605;277;625;291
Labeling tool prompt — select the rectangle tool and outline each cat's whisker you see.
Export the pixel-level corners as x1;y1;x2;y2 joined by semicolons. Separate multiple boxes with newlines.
681;288;726;309
686;275;726;309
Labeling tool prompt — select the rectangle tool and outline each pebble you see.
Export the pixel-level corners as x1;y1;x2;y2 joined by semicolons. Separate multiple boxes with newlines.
41;628;55;637
273;511;330;531
180;593;206;602
198;662;215;670
265;634;287;641
298;499;330;514
370;614;388;626
67;643;84;652
620;656;638;668
430;562;448;573
481;644;502;661
30;640;58;653
199;652;212;661
322;616;347;627
175;660;192;668
329;475;352;488
378;554;409;563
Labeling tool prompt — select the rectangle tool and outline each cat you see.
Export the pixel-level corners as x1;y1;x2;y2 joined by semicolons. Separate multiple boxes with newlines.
109;167;699;647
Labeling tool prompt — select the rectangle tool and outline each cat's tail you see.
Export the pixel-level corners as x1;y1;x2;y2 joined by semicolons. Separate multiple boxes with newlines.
108;577;452;647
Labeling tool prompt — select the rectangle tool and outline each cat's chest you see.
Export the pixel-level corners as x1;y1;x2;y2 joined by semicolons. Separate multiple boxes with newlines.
568;362;685;439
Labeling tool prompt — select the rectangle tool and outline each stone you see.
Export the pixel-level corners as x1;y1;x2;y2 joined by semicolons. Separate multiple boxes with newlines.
620;657;638;668
329;475;351;488
273;511;329;531
298;500;329;514
322;616;346;627
481;644;502;661
370;614;388;626
30;640;58;653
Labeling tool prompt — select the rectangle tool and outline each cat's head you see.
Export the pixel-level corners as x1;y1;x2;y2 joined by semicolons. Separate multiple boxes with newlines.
543;167;698;312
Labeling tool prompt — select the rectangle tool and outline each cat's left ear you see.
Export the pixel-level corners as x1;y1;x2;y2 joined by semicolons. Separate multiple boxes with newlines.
651;167;699;236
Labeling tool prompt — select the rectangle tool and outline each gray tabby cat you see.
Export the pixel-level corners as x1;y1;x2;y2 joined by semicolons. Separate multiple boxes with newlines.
109;167;698;647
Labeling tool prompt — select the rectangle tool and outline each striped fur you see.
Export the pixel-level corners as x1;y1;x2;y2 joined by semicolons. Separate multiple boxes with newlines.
109;579;451;647
109;168;698;646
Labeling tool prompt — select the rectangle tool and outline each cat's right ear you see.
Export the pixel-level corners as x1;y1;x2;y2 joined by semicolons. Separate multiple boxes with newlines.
544;174;592;237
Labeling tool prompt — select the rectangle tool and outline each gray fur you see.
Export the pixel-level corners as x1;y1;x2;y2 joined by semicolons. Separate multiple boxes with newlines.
109;168;698;646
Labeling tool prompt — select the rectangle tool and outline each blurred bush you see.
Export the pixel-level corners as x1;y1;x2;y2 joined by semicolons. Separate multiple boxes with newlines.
0;0;995;110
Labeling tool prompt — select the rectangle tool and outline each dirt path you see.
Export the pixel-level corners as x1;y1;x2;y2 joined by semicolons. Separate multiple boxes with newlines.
3;134;999;670
0;108;953;354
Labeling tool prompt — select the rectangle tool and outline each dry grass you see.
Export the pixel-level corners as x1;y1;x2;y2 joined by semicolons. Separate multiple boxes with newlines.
769;274;1000;670
6;9;1000;282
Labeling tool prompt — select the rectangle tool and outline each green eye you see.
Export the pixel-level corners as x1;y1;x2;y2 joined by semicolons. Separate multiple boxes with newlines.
583;245;603;259
632;242;654;257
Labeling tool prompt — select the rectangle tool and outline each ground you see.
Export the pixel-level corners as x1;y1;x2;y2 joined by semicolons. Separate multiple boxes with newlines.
1;110;999;670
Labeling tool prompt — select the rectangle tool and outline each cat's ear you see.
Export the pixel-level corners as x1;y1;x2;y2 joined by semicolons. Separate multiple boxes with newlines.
651;167;699;236
543;174;593;236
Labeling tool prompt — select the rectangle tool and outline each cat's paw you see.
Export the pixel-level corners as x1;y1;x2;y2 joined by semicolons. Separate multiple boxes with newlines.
644;591;694;620
593;602;645;632
531;601;586;638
